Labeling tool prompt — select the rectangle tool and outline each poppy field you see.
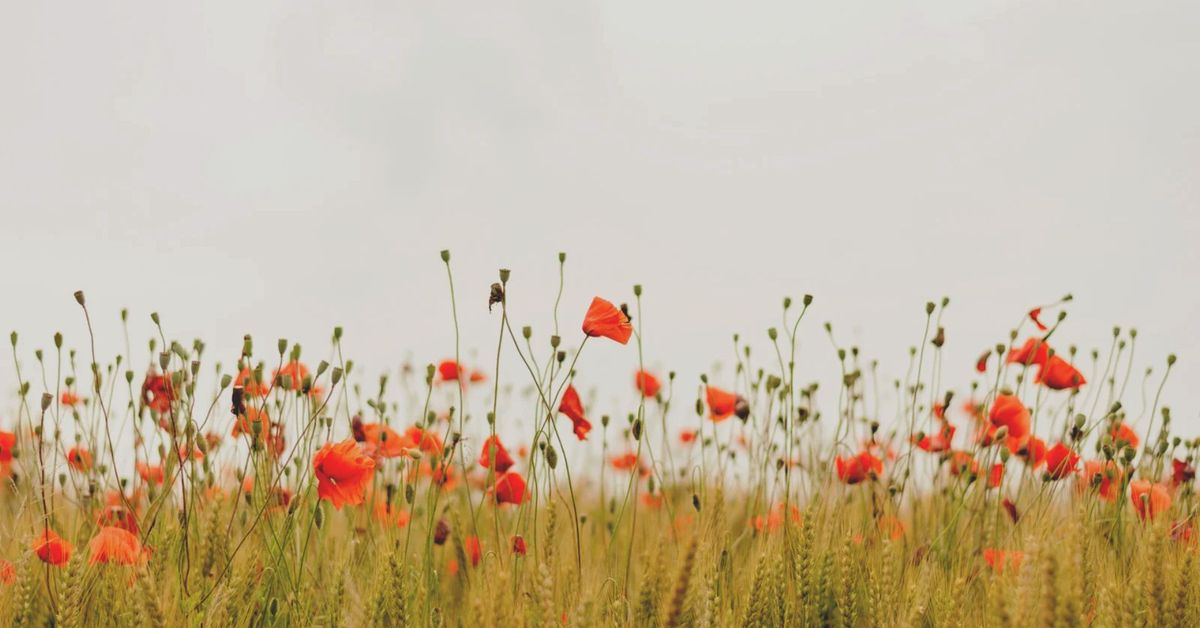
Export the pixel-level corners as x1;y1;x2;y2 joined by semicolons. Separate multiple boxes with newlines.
0;251;1195;627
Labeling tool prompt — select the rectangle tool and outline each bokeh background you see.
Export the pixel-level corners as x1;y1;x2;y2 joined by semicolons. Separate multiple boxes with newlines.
2;2;1197;437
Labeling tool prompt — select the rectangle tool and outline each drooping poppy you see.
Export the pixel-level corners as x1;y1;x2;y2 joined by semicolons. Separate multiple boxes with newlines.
1172;458;1196;488
1036;355;1086;390
494;472;527;505
983;548;1024;574
33;528;72;566
1079;460;1123;502
581;297;633;344
1108;423;1139;451
140;372;175;414
835;451;883;485
312;439;376;509
1043;443;1080;480
1007;338;1050;368
479;435;514;473
706;386;738;422
87;526;145;566
66;446;93;473
137;463;164;486
635;370;662;398
1001;497;1020;524
1130;480;1172;521
464;536;482;567
558;385;592;441
362;423;407;458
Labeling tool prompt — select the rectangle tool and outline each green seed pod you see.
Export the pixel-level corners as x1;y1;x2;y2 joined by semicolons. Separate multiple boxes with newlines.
545;444;558;469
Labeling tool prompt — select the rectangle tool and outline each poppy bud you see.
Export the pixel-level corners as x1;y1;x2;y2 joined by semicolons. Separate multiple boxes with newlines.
434;519;450;545
767;328;777;341
1074;415;1086;430
1167;354;1177;366
692;494;701;511
440;250;451;263
931;327;945;348
633;284;642;297
632;419;643;441
522;326;532;340
601;415;610;428
159;352;170;371
331;367;343;385
695;399;704;416
545;445;558;469
8;332;15;348
925;302;935;315
487;412;495;425
242;335;253;357
40;393;52;411
73;290;86;306
150;311;160;326
994;426;1009;441
314;504;324;529
550;335;560;348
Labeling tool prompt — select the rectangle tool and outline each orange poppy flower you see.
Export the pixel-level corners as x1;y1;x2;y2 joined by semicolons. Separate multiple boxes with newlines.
231;406;271;439
1007;338;1050;368
67;446;93;473
1036;355;1086;390
404;426;444;456
273;361;309;391
60;390;80;407
88;526;145;566
137;463;164;486
0;560;14;585
493;472;527;505
312;439;376;510
635;370;661;398
373;502;411;528
706;386;738;422
1108;423;1139;450
140;372;175;414
610;452;641;472
362;423;407;458
948;451;978;477
96;504;139;535
679;430;698;445
1021;436;1048;469
558;385;592;441
479;435;514;473
33;528;72;566
234;366;271;397
879;516;906;540
1043;443;1080;480
835;451;883;484
914;423;955;453
988;395;1031;448
1130;480;1172;521
581;297;632;344
464;536;482;567
0;431;14;478
641;492;664;508
752;503;802;533
1079;460;1123;502
988;463;1005;489
983;548;1024;574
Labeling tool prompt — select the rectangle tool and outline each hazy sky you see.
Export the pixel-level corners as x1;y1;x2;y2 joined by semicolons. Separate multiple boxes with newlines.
2;2;1198;438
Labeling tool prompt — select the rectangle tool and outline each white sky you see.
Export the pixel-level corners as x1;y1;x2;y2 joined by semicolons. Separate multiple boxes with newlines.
1;2;1198;441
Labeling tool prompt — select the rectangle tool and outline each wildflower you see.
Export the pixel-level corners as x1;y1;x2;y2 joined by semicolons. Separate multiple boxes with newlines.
0;430;14;478
434;519;450;545
67;446;93;472
1171;520;1195;545
975;351;990;373
1001;497;1020;523
914;423;955;453
373;503;411;528
140;372;175;414
60;390;80;407
1028;307;1048;331
1007;338;1050;368
706;386;738;422
234;367;270;397
404;426;444;455
988;463;1005;489
0;560;14;586
479;435;514;473
231;406;271;440
312;439;376;509
983;548;1024;574
137;462;164;486
1079;460;1123;501
512;535;527;556
679;430;698;445
273;361;309;391
1130;480;1172;521
582;297;632;344
610;452;642;473
635;370;661;398
1036;355;1086;390
1172;458;1195;488
879;516;905;540
362;423;407;458
988;395;1031;448
558;385;592;441
1043;443;1080;480
33;528;72;566
465;536;482;567
835;451;883;484
493;472;527;505
1109;423;1139;451
641;492;664;508
948;451;978;478
1020;436;1047;469
88;526;145;566
96;504;139;535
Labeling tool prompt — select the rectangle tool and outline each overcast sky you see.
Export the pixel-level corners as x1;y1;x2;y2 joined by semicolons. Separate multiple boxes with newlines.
1;2;1197;439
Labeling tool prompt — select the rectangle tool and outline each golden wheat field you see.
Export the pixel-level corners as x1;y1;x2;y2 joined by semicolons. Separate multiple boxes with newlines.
0;251;1194;627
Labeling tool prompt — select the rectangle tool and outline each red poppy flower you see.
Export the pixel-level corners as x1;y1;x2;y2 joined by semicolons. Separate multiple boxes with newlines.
479;435;514;473
493;472;527;505
1021;436;1048;469
404;426;444;456
558;385;592;441
975;351;990;373
96;504;139;535
879;516;905;540
983;548;1024;574
312;439;376;509
1028;308;1048;331
1001;497;1020;524
140;372;175;414
1007;338;1050;368
137;463;164;486
1043;443;1080;480
60;391;80;407
464;535;482;567
679;430;698;445
582;297;632;344
1172;458;1196;488
706;386;738;422
511;535;527;556
0;560;14;586
1130;480;1172;521
914;423;955;453
33;528;72;566
234;367;271;397
635;370;661;398
1109;423;1139;451
437;360;468;383
1079;460;1123;502
373;503;411;528
88;526;145;566
987;464;1005;489
273;361;309;391
948;451;979;477
835;451;883;484
0;430;14;464
67;446;93;473
1035;355;1086;390
988;395;1031;448
362;423;407;458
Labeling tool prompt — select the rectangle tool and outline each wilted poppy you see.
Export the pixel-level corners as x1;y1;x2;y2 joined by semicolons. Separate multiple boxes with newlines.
1043;443;1080;480
1036;355;1086;390
312;439;376;509
1172;458;1196;488
582;297;632;344
1130;480;1172;521
835;451;883;484
494;472;527;505
635;371;661;398
88;526;145;566
558;385;592;441
975;351;990;373
479;435;514;473
1028;308;1048;331
33;528;72;566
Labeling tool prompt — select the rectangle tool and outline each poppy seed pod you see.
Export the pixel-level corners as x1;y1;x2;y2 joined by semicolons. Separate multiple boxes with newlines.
440;250;450;262
73;290;86;306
